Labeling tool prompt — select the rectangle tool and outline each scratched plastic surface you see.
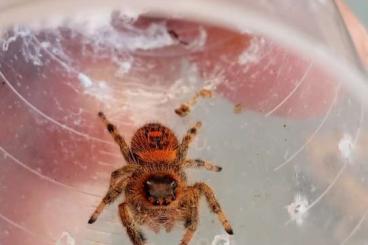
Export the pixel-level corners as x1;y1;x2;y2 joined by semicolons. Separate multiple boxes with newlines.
1;1;368;245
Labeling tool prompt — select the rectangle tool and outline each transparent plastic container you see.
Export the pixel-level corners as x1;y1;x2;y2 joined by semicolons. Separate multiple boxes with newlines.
1;1;368;245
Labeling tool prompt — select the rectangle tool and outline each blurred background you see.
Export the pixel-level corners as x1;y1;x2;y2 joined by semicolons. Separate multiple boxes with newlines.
346;0;368;27
0;1;368;245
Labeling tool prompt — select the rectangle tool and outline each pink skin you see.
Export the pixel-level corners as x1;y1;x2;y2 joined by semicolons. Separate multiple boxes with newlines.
0;5;365;244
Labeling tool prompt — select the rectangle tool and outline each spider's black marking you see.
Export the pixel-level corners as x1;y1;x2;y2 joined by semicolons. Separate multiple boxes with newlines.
107;123;114;133
195;159;204;166
88;216;96;224
184;218;193;228
226;227;234;235
190;128;197;134
138;231;146;241
211;203;221;213
111;170;121;178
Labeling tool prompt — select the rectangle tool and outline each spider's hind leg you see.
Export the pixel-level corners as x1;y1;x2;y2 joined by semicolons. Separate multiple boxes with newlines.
98;112;134;163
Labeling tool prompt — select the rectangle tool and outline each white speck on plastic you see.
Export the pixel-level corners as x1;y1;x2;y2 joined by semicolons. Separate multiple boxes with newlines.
80;21;175;51
338;133;354;161
212;234;231;245
116;59;133;76
56;232;75;245
115;8;141;24
40;41;51;49
238;37;266;65
188;27;208;51
78;73;93;88
78;73;113;106
2;35;17;51
286;193;309;226
125;23;175;50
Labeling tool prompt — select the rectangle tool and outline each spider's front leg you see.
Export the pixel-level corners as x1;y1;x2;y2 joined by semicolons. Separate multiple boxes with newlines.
88;165;136;224
119;202;146;245
98;112;135;163
193;182;233;235
178;121;202;161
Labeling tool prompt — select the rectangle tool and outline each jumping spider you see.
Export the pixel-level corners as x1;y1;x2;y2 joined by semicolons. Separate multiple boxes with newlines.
89;112;233;245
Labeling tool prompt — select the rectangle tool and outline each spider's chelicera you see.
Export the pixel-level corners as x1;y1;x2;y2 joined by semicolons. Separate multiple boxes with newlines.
88;112;233;245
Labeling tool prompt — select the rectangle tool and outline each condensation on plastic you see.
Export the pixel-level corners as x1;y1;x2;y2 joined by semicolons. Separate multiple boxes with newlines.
0;1;368;245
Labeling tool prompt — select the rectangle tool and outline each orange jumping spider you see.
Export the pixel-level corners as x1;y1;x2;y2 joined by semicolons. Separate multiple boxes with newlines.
89;112;233;245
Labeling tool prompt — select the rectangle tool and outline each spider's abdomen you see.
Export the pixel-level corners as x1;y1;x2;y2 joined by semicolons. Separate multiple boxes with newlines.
131;123;178;163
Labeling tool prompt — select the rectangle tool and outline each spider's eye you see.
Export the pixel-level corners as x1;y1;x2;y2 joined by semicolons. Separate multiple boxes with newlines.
170;181;177;188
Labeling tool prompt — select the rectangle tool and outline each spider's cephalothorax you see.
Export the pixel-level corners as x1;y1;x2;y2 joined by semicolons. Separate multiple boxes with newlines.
89;112;233;245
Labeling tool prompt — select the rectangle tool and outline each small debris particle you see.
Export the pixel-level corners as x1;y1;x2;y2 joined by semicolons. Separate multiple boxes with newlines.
233;103;243;114
199;88;213;98
175;104;190;117
168;29;179;39
168;29;189;45
174;88;213;117
253;193;261;198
